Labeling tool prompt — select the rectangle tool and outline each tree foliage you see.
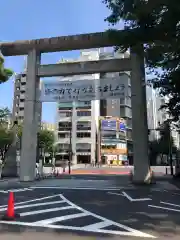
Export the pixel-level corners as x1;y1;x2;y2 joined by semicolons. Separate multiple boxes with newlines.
18;126;55;152
103;0;180;121
0;108;13;160
0;54;13;84
149;120;177;164
0;107;11;125
38;129;55;152
0;127;13;161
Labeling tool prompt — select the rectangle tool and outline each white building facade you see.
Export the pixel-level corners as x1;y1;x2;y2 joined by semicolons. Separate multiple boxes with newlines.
55;50;100;165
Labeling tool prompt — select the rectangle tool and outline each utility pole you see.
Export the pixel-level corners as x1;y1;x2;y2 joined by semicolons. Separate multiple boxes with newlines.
169;126;173;175
68;113;72;174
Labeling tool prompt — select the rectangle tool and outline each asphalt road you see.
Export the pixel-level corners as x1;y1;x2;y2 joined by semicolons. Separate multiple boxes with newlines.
0;176;180;239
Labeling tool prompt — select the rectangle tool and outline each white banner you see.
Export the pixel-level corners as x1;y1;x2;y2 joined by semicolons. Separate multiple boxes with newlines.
40;76;128;102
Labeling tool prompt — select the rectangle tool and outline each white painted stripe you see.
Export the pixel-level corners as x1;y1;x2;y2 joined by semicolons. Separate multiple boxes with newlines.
122;191;151;202
121;191;132;201
31;186;124;191
0;194;61;208
0;221;156;238
148;204;180;212
0;200;65;212
35;212;88;225
7;188;33;192
161;201;180;208
83;221;111;230
0;190;8;193
59;194;155;236
20;206;74;217
107;192;124;196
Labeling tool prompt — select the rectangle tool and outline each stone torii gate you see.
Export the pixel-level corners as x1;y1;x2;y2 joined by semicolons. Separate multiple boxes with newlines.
0;31;150;183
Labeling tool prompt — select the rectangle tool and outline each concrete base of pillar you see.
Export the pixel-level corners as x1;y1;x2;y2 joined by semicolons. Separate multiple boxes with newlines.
130;168;156;185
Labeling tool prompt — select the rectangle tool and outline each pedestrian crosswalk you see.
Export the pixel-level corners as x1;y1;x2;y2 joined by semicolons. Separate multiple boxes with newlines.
31;179;135;191
0;193;155;238
0;188;33;193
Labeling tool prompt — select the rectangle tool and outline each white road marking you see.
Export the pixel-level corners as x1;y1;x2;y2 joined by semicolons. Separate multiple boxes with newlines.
0;200;65;212
0;194;61;208
0;190;8;193
35;212;88;225
83;221;111;230
0;193;156;238
122;191;152;202
161;201;180;208
148;204;180;212
0;220;156;238
107;192;124;196
20;206;74;217
0;188;34;194
31;186;125;191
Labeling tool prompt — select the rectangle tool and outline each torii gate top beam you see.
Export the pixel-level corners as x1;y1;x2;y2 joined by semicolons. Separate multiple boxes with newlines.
0;31;123;56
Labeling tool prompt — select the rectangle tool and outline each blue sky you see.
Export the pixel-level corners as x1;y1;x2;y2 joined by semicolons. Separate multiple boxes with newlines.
0;0;117;123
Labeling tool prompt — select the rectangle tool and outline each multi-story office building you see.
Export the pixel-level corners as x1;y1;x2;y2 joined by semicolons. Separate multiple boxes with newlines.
99;51;133;154
55;49;132;164
146;83;180;150
98;116;128;165
55;50;100;165
12;72;42;126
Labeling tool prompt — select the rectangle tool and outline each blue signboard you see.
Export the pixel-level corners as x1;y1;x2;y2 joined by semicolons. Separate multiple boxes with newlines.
101;120;117;131
119;122;126;131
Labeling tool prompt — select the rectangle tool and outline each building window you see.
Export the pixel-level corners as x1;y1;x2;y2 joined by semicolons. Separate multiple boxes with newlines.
101;134;116;139
77;111;91;117
125;118;132;128
77;121;91;130
20;99;25;102
59;112;72;118
76;143;91;152
127;129;132;140
58;122;72;131
112;99;117;104
120;98;125;104
76;132;91;138
58;133;70;138
66;112;72;117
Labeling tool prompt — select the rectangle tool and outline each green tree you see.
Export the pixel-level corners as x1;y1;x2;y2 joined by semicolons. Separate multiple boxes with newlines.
38;129;55;153
0;54;13;84
149;121;177;170
103;0;180;121
17;126;55;153
0;107;11;125
0;126;13;161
